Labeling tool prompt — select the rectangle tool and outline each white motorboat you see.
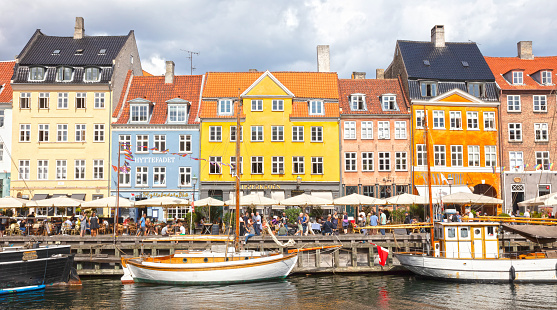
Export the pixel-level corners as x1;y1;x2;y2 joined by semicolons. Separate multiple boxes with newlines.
395;221;557;282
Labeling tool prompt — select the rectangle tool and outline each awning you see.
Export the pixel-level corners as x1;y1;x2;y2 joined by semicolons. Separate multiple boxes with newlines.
271;191;285;209
311;192;334;209
32;194;48;201
71;193;86;201
51;194;68;198
502;224;557;244
415;185;472;199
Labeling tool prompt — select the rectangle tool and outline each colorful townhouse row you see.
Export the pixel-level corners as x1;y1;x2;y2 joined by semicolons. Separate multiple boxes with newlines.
0;19;555;219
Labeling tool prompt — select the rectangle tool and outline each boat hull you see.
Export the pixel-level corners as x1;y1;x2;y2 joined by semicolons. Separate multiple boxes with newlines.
125;253;298;285
395;253;557;282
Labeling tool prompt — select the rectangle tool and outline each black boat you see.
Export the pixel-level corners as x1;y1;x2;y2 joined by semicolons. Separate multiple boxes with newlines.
0;244;79;294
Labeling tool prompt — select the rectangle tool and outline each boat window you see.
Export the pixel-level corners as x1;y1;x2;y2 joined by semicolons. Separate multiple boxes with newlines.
487;226;495;237
474;229;481;236
460;227;469;238
447;228;456;238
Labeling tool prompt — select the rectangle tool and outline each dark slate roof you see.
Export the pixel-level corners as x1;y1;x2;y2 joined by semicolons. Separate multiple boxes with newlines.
12;64;113;84
408;80;499;102
398;40;495;82
18;30;130;66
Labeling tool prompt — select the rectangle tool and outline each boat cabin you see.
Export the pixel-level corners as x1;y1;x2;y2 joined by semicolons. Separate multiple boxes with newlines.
434;222;499;259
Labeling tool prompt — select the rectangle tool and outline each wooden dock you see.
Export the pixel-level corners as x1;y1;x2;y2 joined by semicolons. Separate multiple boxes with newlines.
0;233;543;276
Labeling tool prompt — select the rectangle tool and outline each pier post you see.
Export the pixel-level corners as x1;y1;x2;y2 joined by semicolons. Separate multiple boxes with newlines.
351;246;357;267
315;249;321;268
368;246;374;267
333;248;339;268
297;253;303;268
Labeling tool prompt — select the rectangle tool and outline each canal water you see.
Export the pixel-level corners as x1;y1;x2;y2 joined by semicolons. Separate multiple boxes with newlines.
1;274;556;309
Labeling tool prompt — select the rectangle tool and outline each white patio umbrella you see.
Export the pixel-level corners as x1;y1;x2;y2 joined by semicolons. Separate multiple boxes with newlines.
225;193;279;206
81;196;135;208
518;192;555;207
333;193;386;205
194;197;225;207
386;193;437;205
441;192;503;205
280;193;332;206
0;196;34;208
34;196;83;207
542;192;557;206
134;196;188;206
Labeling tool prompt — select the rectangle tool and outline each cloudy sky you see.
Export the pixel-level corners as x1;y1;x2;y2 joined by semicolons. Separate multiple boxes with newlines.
1;0;556;78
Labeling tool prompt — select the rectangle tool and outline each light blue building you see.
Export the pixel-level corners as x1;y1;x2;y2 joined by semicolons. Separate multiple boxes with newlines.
110;62;203;222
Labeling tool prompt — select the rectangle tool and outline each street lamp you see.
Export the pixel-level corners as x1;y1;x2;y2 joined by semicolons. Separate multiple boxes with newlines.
447;176;454;194
296;175;302;190
191;176;198;234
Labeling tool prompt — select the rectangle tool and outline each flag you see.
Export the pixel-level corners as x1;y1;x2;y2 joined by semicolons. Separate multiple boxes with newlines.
536;164;542;171
439;173;448;185
551;163;554;170
370;243;389;266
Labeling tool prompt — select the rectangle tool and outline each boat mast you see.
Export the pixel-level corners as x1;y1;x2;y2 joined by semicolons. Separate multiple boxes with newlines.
235;97;242;251
114;142;121;241
424;106;435;253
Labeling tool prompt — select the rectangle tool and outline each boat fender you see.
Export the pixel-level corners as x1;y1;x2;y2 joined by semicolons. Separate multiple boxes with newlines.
555;263;557;278
509;265;516;282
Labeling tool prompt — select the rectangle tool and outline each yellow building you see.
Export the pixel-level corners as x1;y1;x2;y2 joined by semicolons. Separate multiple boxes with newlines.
199;71;340;207
9;17;142;215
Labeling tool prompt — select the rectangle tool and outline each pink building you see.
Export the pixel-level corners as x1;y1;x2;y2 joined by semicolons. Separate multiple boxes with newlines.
339;73;411;199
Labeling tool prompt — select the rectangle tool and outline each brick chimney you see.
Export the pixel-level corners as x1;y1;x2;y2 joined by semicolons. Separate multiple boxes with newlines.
431;25;445;48
376;69;385;80
248;69;257;72
317;45;330;72
165;61;175;84
517;41;533;60
74;17;85;40
351;72;366;79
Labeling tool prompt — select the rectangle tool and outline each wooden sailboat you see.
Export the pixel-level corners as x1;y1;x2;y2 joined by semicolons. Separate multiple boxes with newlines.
394;106;557;282
121;97;298;285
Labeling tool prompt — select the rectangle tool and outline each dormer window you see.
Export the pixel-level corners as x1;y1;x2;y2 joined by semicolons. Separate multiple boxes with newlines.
467;82;485;97
84;67;101;82
420;81;437;97
167;98;189;123
98;49;106;55
29;67;45;81
513;71;523;84
218;99;233;115
350;94;366;111
381;95;398;111
130;104;149;123
309;100;324;115
75;49;84;55
542;71;552;85
57;67;73;81
52;50;60;55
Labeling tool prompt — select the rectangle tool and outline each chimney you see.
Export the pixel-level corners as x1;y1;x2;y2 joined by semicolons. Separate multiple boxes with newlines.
351;72;366;79
317;45;330;72
248;69;257;72
165;61;175;84
74;17;85;40
517;41;533;60
431;25;445;48
376;69;385;80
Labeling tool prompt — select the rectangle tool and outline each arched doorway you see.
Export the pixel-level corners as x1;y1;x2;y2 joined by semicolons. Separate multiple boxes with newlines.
473;184;497;198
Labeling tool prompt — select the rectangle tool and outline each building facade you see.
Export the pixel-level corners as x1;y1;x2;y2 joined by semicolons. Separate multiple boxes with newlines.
0;61;15;197
111;62;203;221
485;41;557;213
385;25;501;204
10;17;142;212
199;70;341;214
338;73;411;199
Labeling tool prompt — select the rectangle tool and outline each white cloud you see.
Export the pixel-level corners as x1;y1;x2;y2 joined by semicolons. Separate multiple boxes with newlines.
141;54;165;76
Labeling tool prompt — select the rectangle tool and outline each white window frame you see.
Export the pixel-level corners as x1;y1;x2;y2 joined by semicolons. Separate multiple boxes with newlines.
271;126;284;142
57;124;68;142
449;111;462;129
507;95;521;112
378;152;391;171
534;123;549;142
272;156;284;174
272;100;284;111
311;126;323;142
251;126;264;142
179;134;192;153
434;145;446;166
485;145;497;167
378;121;390;139
362;152;374;171
39;92;49;109
451;145;463;167
75;124;86;142
19;160;30;180
230;126;243;142
75;92;86;109
136;166;149;186
37;160;48;180
292;126;304;142
350;94;366;111
251;156;264;174
381;95;397;111
19;92;31;109
536;151;550;171
416;110;426;129
230;156;243;176
395;152;407;171
251;99;263;111
29;67;45;81
119;169;130;186
56;160;67;180
93;159;104;180
153;167;166;187
209;156;222;174
468;145;480;167
136;135;148;153
179;167;192;187
38;124;49;142
509;151;524;172
416;144;427;166
74;160;86;180
168;104;187;122
84;67;101;82
466;112;479;130
508;123;522;142
344;121;356;139
309;100;324;115
292;156;304;174
533;95;547;112
209;126;222;142
541;71;553;85
433;110;445;129
394;121;406;139
20;124;31;142
58;93;68;109
311;157;323;174
94;93;105;109
345;152;357;172
513;71;523;84
93;124;104;142
361;121;373;139
153;135;166;153
130;104;149;122
421;81;437;97
218;99;233;115
483;112;496;131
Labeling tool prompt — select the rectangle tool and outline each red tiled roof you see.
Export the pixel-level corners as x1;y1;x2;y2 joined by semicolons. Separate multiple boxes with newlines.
112;70;132;118
114;75;203;125
198;100;245;119
338;78;410;115
290;101;339;118
0;61;15;103
485;56;557;90
202;71;339;99
142;70;153;76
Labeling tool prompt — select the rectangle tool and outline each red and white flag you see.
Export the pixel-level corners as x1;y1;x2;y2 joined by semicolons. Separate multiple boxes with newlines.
370;243;389;266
